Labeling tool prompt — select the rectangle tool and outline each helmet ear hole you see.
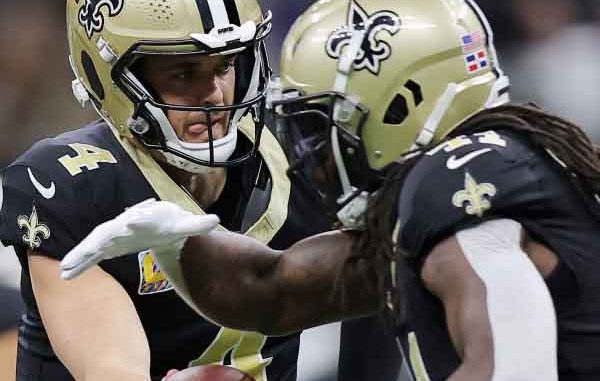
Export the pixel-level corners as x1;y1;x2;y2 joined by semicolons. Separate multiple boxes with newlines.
383;94;408;125
81;51;105;100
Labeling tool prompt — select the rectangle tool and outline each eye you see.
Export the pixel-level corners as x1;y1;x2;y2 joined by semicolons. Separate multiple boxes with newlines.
217;56;237;75
172;69;192;81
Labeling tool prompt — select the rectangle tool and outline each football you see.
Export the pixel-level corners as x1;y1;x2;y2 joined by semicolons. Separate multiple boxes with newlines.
163;365;255;381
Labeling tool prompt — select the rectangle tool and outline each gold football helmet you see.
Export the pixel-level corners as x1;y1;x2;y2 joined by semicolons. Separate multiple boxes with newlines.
270;0;510;226
67;0;272;172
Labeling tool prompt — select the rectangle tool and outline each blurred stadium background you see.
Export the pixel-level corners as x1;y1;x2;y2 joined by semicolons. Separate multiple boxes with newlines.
0;1;599;380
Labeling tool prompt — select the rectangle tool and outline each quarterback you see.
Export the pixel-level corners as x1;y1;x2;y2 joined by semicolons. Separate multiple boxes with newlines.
0;0;334;380
62;0;600;380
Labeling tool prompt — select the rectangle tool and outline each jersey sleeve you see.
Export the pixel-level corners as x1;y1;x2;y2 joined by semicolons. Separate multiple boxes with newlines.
0;139;103;261
398;130;549;258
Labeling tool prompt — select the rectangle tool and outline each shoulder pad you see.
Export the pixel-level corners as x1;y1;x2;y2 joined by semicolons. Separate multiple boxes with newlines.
397;130;548;257
12;122;121;181
0;122;123;258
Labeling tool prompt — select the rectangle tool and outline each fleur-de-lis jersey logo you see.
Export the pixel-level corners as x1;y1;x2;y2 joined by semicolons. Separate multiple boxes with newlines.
452;172;497;217
17;206;51;250
326;0;401;75
77;0;124;39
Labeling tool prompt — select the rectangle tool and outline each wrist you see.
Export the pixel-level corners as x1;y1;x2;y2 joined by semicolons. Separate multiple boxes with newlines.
152;238;188;261
149;240;200;315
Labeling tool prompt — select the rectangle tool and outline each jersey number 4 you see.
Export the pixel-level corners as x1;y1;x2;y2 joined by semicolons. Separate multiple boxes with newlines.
58;144;117;176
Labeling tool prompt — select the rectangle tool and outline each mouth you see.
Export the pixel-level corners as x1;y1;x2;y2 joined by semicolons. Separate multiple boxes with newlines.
184;117;225;141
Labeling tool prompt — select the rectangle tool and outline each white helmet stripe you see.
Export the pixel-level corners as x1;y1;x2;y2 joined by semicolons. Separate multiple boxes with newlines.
232;45;262;123
205;0;230;27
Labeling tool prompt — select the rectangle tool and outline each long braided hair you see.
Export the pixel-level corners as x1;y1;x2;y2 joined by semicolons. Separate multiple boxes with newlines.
355;103;600;321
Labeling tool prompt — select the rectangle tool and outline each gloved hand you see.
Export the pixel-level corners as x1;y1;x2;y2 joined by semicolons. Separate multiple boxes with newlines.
60;199;220;280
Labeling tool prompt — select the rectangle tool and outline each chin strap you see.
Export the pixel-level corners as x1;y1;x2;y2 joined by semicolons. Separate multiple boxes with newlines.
329;29;371;216
412;83;460;149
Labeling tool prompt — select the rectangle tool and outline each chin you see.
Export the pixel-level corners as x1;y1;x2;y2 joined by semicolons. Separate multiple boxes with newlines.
184;136;210;144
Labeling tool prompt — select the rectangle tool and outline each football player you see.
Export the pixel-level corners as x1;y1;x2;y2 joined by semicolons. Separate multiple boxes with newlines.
59;0;600;380
0;1;334;381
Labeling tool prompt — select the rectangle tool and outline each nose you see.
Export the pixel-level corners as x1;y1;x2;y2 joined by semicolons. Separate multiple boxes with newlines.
192;73;225;107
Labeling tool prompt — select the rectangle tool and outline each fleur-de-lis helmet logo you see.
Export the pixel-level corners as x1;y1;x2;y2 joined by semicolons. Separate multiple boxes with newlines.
77;0;125;39
326;0;401;75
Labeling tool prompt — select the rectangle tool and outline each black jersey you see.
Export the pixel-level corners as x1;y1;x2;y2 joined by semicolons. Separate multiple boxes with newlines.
0;120;332;380
394;129;600;381
338;315;404;381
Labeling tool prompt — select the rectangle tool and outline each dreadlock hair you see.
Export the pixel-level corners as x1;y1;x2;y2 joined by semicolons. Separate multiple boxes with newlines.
355;102;600;323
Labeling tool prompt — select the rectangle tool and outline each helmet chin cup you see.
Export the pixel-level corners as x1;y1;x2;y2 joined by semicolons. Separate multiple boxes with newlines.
143;102;239;173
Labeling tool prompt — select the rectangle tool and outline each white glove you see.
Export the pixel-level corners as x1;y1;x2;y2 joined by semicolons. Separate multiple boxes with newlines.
60;199;220;280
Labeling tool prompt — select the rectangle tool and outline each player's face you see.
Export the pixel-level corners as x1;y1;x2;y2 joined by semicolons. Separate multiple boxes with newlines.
277;104;344;214
141;54;236;144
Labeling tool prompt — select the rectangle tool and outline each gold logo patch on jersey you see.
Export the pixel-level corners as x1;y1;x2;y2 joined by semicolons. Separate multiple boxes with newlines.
18;206;51;250
452;172;497;217
137;250;174;295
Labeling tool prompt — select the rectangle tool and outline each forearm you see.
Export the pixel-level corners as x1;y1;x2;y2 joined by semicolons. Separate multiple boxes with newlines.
48;283;151;381
179;230;281;331
84;365;151;381
56;323;150;381
180;230;383;335
70;348;151;381
29;255;151;381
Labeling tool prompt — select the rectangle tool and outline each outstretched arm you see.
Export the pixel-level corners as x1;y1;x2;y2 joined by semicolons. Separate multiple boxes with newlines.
60;200;384;335
180;230;383;335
